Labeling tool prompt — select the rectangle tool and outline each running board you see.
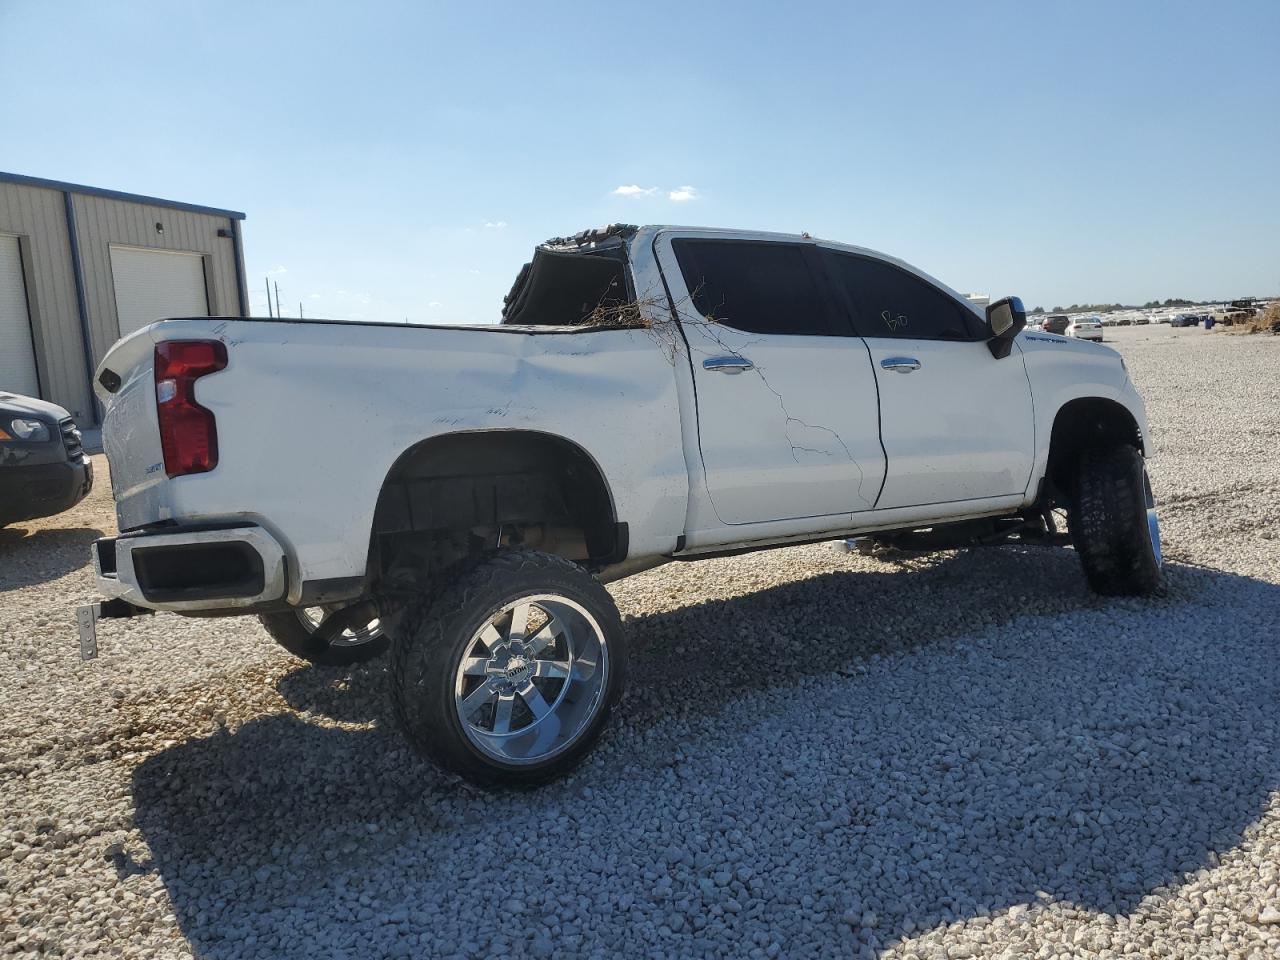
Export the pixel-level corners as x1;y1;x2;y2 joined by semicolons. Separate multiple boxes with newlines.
848;515;1070;555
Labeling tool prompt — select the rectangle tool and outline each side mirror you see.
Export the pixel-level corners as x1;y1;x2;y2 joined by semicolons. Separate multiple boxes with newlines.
986;296;1027;359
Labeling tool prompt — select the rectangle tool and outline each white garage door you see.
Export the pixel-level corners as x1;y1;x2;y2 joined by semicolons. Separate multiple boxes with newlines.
0;234;41;397
110;246;209;339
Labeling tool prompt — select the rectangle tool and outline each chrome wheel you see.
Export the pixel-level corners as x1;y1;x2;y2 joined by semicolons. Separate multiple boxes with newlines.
1143;470;1163;567
453;594;609;765
298;605;382;647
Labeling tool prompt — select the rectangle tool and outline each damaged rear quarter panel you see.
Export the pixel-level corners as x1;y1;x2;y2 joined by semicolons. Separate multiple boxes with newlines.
114;318;688;597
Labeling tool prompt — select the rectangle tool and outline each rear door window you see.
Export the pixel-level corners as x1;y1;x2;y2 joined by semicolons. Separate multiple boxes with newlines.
672;239;839;336
824;251;981;340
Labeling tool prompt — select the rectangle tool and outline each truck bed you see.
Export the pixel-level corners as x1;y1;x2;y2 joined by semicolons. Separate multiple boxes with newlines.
95;316;689;604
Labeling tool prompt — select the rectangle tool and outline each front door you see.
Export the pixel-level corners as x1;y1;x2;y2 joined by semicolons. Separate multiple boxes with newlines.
822;249;1034;510
656;233;886;526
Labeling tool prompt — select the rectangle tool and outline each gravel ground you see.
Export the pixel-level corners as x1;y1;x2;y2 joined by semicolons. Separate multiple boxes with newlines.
2;325;1279;959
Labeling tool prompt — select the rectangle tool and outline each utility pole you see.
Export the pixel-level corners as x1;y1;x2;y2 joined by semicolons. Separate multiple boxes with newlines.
275;281;282;318
265;278;273;318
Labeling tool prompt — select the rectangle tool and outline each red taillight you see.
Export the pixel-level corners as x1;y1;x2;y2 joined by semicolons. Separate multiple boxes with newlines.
154;340;227;477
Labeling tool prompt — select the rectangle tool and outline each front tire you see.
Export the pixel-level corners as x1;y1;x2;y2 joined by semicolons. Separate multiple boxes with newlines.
1070;445;1163;596
389;550;626;787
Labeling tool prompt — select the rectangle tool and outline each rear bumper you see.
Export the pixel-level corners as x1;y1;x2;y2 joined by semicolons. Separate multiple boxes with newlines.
0;456;93;526
93;524;288;613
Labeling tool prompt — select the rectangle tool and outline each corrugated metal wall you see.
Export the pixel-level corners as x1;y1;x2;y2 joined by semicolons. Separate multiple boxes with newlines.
0;179;245;425
0;183;88;419
72;193;242;365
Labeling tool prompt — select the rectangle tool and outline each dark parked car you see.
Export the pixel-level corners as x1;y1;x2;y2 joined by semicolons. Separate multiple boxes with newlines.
1041;314;1070;334
0;393;93;527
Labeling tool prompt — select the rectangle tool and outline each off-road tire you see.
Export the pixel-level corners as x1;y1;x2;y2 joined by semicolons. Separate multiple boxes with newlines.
1070;444;1163;596
389;549;626;787
259;610;389;667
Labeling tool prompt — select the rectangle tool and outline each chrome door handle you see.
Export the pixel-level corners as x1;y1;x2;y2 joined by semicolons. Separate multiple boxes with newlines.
703;356;754;374
880;356;921;373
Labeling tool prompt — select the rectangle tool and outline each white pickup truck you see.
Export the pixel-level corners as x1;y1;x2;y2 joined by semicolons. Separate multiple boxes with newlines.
86;224;1161;785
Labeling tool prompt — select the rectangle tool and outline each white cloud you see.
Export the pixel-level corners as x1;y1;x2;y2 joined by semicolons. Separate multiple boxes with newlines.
668;185;699;202
483;220;508;229
428;301;443;308
612;184;658;198
308;293;321;300
266;265;287;275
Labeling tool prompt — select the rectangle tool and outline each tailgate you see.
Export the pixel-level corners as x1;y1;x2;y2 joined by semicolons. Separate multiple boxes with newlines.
95;327;166;527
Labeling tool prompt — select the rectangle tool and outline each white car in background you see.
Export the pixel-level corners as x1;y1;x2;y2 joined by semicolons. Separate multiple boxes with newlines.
1066;318;1104;341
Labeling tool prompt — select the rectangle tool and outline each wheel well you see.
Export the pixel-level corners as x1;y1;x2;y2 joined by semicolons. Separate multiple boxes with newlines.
369;431;621;589
1045;398;1144;501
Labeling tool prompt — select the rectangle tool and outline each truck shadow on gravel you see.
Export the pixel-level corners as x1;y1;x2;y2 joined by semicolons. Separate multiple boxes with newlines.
0;524;105;592
131;548;1280;958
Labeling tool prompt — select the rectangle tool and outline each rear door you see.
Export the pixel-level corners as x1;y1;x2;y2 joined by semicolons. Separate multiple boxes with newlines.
822;249;1034;510
655;233;885;526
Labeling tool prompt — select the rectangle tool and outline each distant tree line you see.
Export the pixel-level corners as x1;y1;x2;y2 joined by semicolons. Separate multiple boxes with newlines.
1029;297;1217;315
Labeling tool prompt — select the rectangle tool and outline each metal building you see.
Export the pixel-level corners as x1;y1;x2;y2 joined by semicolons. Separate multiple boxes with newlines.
0;172;247;426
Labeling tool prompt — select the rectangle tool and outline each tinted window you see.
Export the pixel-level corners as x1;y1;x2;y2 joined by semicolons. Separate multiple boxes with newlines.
672;240;835;336
825;252;980;340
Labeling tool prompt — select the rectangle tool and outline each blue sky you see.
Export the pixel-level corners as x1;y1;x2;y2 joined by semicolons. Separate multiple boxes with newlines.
2;0;1277;321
